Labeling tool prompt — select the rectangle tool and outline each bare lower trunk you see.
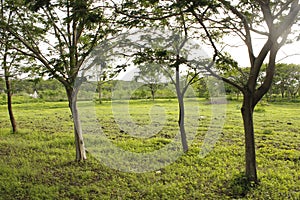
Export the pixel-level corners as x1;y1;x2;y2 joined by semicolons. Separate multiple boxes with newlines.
241;94;258;183
175;65;188;152
67;87;87;161
5;74;17;133
178;96;188;152
151;89;155;101
98;83;102;104
281;87;284;99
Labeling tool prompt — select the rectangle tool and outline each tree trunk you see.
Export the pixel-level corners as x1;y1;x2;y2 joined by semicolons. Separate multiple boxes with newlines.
178;95;188;152
4;75;17;133
2;41;17;133
98;82;102;104
241;93;258;183
280;85;284;99
175;65;188;152
66;87;87;161
151;89;155;101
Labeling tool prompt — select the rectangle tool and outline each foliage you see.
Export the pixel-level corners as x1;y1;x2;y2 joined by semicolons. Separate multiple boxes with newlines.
134;63;167;101
272;63;300;99
0;78;3;91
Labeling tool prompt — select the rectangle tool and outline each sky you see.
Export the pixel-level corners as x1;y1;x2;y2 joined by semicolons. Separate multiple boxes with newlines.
225;38;300;67
116;34;300;81
118;27;300;76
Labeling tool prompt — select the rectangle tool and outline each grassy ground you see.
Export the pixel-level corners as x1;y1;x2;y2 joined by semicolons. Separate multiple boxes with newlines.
0;99;299;199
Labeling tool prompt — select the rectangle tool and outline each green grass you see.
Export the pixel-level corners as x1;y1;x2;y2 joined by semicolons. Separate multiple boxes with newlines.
0;99;299;199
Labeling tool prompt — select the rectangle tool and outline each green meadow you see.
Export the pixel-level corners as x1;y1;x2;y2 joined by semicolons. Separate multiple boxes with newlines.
0;99;299;199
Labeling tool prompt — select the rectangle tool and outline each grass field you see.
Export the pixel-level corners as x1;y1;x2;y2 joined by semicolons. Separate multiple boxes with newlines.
0;99;299;199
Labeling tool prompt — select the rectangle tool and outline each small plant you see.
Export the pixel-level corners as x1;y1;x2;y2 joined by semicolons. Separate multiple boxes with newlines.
263;129;273;134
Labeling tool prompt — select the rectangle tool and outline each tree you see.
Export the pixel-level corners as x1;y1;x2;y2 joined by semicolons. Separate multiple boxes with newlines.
193;76;208;98
133;63;166;101
1;44;18;133
0;0;117;161
193;0;300;182
286;64;300;98
117;0;300;183
96;68;115;104
272;63;300;99
0;0;20;133
87;41;125;104
119;27;210;152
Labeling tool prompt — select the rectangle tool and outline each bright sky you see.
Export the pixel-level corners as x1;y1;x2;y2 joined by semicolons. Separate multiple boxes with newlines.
115;34;300;81
225;39;300;67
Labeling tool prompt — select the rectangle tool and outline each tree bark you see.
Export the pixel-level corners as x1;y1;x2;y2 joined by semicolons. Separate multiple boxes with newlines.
178;95;188;152
3;43;17;133
4;74;17;133
175;65;188;152
98;82;102;104
280;84;285;99
241;92;258;183
66;87;87;161
151;88;155;101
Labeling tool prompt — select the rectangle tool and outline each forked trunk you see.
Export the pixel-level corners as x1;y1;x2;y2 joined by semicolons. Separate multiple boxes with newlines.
66;87;87;161
241;94;258;183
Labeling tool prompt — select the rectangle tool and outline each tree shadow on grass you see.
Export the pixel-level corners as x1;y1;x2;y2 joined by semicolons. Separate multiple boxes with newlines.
222;173;258;198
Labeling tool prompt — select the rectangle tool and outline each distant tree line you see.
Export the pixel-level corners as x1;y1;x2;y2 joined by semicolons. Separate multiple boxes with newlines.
224;63;300;101
1;62;299;103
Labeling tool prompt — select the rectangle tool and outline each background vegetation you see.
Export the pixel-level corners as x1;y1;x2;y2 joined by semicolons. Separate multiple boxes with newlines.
1;63;300;104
